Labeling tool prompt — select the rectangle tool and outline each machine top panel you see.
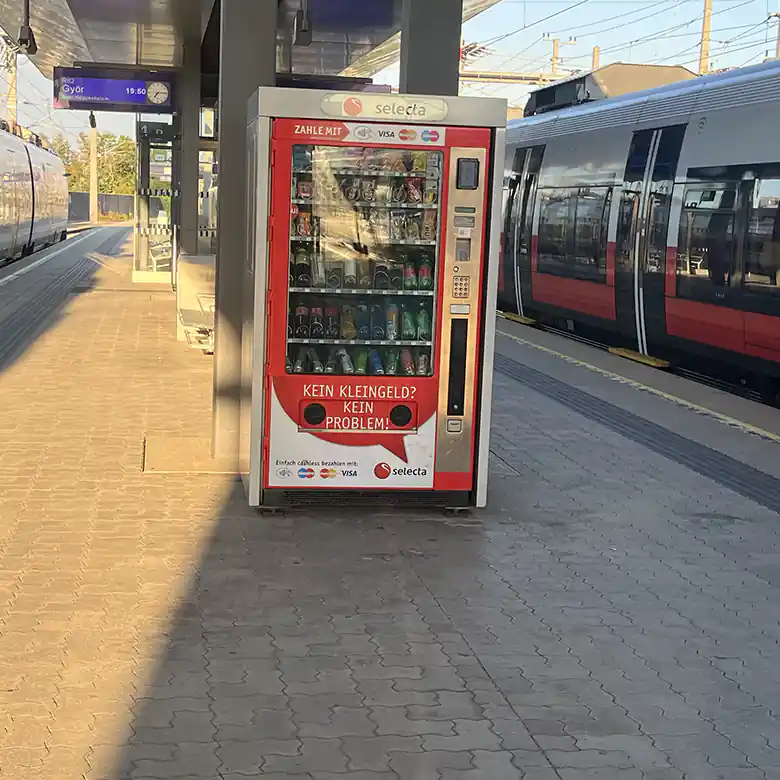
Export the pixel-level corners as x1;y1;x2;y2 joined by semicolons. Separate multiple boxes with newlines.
248;88;507;129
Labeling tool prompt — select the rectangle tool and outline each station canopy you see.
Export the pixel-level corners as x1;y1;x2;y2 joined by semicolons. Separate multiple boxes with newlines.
0;0;502;82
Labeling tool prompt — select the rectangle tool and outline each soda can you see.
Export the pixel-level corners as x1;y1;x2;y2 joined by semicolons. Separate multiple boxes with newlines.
385;349;399;375
386;303;399;341
355;303;370;340
400;348;415;376
369;349;384;375
373;259;390;290
402;308;417;340
416;306;431;341
371;303;386;340
294;303;310;338
337;347;354;375
354;348;369;375
325;306;340;338
403;259;418;290
309;305;324;339
416;351;430;376
308;348;324;373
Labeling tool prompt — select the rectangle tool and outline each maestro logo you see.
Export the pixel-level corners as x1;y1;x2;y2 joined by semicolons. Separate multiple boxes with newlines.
343;97;363;116
374;462;392;480
298;467;315;479
421;129;440;143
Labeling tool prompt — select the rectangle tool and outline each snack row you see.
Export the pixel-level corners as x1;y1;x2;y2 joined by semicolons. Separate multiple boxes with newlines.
290;249;434;292
287;346;431;376
293;146;441;176
293;176;438;206
292;208;437;243
289;300;432;342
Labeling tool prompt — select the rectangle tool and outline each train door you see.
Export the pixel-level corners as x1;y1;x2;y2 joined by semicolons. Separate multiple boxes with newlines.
503;145;544;317
500;148;526;314
615;125;685;354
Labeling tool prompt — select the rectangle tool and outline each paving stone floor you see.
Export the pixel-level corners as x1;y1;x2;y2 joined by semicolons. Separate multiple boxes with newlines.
1;229;779;779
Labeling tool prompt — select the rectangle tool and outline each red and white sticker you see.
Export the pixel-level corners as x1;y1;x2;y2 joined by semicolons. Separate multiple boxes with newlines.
290;120;446;147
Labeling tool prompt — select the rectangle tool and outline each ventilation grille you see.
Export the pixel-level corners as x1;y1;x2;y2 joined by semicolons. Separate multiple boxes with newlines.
277;490;469;508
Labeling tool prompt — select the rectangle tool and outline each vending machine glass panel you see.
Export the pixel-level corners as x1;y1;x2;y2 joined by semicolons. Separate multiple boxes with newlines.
286;144;443;379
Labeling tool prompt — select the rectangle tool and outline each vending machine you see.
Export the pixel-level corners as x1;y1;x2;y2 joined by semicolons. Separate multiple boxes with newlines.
239;88;506;510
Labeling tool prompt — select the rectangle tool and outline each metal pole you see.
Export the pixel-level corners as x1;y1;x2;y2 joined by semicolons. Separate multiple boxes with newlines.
552;38;559;75
592;45;600;70
772;13;780;59
89;111;98;224
6;50;16;124
698;0;712;74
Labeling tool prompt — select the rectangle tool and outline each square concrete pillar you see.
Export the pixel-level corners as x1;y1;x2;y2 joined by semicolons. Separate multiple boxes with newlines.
400;0;464;96
212;0;277;460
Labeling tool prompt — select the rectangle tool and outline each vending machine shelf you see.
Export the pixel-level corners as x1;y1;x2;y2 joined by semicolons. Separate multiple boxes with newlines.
289;237;437;247
293;167;438;180
289;287;434;297
288;338;433;347
291;199;438;210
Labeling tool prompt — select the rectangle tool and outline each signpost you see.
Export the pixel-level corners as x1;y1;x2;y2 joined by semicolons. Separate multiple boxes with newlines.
53;66;175;114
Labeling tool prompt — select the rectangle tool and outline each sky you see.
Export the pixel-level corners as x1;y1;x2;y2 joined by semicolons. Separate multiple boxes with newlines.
4;0;780;140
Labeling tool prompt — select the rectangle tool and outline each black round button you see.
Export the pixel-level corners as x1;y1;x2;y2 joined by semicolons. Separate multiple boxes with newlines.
389;404;413;427
303;403;327;426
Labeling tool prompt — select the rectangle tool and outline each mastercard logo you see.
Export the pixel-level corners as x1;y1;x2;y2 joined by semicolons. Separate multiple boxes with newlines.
343;97;363;116
374;462;392;480
320;468;337;479
399;128;416;141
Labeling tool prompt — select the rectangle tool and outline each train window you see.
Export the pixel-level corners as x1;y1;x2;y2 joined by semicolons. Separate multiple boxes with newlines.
744;178;780;293
537;187;608;283
537;188;573;277
677;196;737;300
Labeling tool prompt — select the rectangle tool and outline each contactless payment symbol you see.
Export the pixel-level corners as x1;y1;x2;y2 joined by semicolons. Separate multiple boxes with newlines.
343;97;363;116
298;467;315;479
374;462;392;480
421;129;439;143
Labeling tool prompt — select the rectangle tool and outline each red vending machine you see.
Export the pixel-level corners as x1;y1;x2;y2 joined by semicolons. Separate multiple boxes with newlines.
240;88;506;510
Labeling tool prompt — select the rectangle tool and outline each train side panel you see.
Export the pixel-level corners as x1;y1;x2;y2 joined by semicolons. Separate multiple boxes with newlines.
27;144;68;250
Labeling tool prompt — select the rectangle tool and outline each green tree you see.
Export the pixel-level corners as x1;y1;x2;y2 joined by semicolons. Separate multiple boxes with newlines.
52;132;136;195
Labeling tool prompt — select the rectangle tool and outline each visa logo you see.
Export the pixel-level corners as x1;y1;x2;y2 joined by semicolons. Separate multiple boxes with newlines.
378;130;396;139
342;469;358;477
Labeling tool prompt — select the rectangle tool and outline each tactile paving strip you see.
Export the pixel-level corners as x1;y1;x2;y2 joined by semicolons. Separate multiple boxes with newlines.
495;353;780;516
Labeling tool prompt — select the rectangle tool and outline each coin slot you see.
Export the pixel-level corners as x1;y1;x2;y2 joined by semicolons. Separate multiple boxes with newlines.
389;405;413;427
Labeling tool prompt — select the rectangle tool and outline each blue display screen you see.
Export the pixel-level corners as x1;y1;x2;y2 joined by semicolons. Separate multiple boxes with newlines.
53;68;174;113
59;77;152;104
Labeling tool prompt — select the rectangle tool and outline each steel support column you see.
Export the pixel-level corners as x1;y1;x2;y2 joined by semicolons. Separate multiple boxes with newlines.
399;0;464;96
179;40;201;256
212;0;277;461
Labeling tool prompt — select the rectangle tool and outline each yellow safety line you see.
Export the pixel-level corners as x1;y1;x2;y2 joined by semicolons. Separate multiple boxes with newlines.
609;347;670;369
496;324;780;444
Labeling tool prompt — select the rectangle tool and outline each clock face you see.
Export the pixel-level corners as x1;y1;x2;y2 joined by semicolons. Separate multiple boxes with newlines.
146;82;170;106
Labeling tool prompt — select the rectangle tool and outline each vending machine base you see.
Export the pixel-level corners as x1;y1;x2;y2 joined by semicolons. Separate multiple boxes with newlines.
258;488;471;510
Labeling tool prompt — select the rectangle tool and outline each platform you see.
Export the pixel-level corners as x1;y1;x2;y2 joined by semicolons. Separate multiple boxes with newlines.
1;230;780;779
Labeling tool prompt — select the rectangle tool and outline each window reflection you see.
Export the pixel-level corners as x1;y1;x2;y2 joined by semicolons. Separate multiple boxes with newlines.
745;178;780;291
537;186;609;283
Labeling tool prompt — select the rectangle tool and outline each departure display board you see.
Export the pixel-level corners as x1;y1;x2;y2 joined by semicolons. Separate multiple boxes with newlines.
53;67;176;114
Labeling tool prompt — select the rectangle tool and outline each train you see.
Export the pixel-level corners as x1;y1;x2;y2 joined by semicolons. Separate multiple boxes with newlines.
0;119;68;263
499;59;780;404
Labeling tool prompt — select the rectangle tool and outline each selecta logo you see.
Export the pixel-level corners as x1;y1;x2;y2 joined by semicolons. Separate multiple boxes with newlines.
374;462;392;480
343;97;363;116
374;462;428;479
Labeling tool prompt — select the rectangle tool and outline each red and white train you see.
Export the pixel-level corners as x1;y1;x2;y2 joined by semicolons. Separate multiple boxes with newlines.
499;59;780;403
